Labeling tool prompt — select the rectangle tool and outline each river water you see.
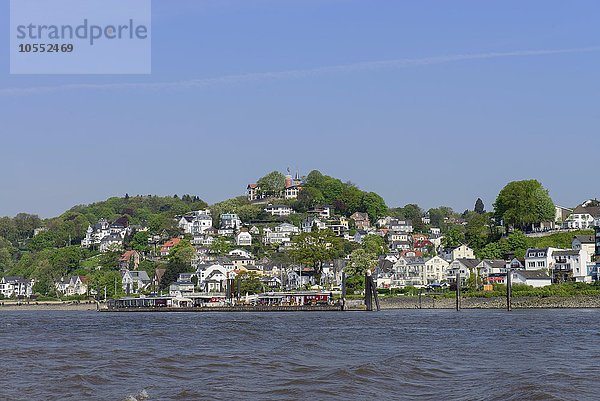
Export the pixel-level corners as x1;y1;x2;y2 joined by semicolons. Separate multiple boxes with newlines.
1;309;599;400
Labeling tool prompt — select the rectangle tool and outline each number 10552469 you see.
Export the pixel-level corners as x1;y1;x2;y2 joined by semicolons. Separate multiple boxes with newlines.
18;43;74;53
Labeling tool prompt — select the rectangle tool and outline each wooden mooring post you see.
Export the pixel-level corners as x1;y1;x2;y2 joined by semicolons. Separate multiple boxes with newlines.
455;271;461;311
364;270;380;311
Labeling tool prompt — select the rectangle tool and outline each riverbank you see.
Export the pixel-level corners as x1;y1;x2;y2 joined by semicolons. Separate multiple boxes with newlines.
0;301;97;311
344;295;600;309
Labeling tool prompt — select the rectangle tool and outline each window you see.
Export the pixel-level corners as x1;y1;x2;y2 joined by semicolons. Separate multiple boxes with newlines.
538;261;545;267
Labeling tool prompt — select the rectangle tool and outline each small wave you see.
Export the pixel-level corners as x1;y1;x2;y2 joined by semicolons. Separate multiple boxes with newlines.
123;389;149;401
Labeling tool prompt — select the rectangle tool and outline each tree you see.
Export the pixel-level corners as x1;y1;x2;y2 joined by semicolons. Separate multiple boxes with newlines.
210;237;232;256
361;234;387;256
442;225;466;248
235;272;264;295
360;192;388;223
464;212;489;251
130;231;150;252
168;239;196;265
289;229;343;280
257;171;286;197
346;249;376;277
474;198;485;214
494;180;555;231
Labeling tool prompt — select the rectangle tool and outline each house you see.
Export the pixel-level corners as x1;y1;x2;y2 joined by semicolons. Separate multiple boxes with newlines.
552;249;590;283
178;210;213;235
390;257;425;287
99;234;124;253
169;280;195;296
351;212;371;230
264;204;294;217
302;217;326;233
0;276;34;298
423;256;450;284
308;205;332;219
287;267;316;289
524;248;557;271
572;235;596;263
284;172;303;199
220;213;243;229
119;250;141;270
388;219;413;233
388;232;410;243
262;228;292;245
121;270;151;294
555;206;573;226
247;183;260;201
442;244;475;262
261;276;282;289
235;231;253;246
160;238;181;256
326;217;349;237
390;241;411;251
564;206;600;229
430;227;441;237
229;249;254;259
55;276;89;296
511;270;552;288
152;268;166;291
477;260;507;284
196;263;229;292
275;223;300;235
447;259;481;285
81;217;130;250
249;226;260;235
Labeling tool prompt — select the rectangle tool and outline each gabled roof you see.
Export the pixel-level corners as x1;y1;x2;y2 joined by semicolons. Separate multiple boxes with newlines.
455;258;481;269
514;270;551;279
572;206;600;217
574;235;595;244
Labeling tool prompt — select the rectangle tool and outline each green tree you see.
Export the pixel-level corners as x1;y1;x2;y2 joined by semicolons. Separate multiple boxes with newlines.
474;198;485;214
464;212;489;251
360;192;388;223
210;237;232;256
346;249;376;277
442;225;466;248
289;229;343;280
494;180;555;231
130;231;150;252
235;272;264;295
168;239;196;265
361;234;387;256
257;171;286;197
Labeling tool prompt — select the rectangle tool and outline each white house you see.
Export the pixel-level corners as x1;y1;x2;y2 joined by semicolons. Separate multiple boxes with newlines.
264;204;294;217
121;270;151;294
220;213;242;229
512;270;552;288
572;235;596;263
477;260;507;280
81;218;130;250
552;249;590;283
564;206;600;229
447;259;480;285
0;276;34;298
423;256;450;284
55;276;89;296
275;223;300;235
524;248;557;271
178;210;213;235
302;217;326;233
196;263;230;292
235;231;253;246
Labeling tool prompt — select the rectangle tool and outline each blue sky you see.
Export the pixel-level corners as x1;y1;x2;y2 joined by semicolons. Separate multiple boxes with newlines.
1;0;599;217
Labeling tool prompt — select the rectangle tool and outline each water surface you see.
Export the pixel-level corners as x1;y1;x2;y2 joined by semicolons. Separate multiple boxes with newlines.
1;309;599;400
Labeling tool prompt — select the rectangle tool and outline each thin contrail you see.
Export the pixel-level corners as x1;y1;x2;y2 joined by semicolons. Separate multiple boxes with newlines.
2;47;598;96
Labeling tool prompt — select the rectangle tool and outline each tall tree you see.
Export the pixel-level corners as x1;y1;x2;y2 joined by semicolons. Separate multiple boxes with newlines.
494;180;555;231
289;229;343;279
257;171;286;197
474;198;485;214
346;249;377;277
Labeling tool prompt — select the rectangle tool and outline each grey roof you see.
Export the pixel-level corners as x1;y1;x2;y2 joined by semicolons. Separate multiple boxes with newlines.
553;250;580;257
456;258;481;269
514;270;551;279
482;259;506;269
574;235;595;244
